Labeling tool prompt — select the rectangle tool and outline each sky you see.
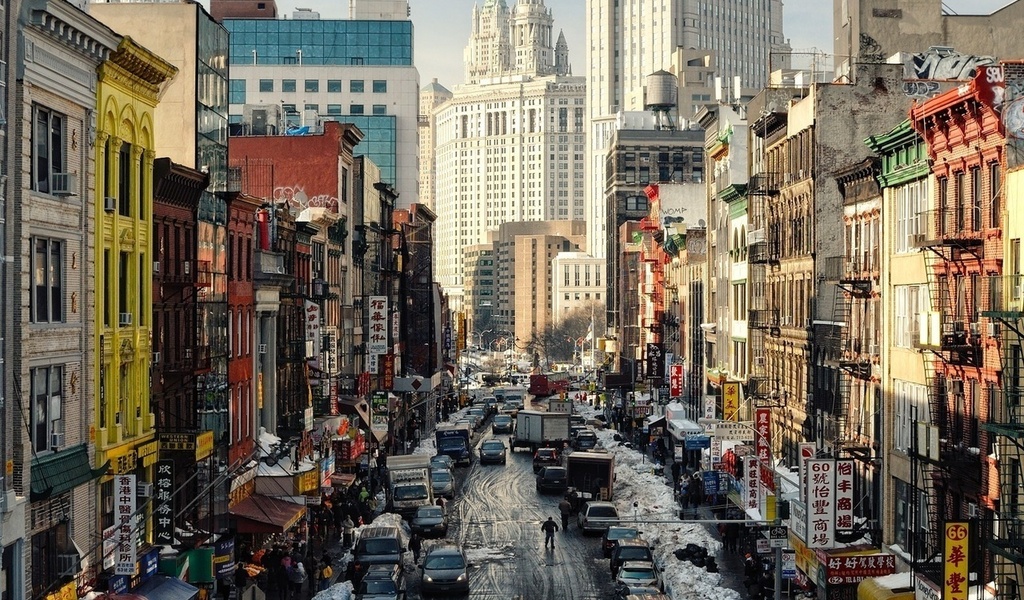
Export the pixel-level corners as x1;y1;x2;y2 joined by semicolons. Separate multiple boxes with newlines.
240;0;1017;89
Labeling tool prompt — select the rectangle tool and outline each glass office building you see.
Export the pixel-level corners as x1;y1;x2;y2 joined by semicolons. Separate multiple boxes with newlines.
224;19;413;66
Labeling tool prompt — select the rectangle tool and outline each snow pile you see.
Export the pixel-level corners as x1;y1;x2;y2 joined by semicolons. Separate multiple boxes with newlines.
312;580;354;600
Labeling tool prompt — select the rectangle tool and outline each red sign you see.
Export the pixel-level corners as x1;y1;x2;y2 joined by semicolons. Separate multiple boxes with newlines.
814;552;897;585
755;408;774;491
669;364;684;397
382;354;395;390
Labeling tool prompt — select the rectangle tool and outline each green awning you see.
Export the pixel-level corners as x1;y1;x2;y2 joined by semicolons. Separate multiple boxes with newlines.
31;444;108;501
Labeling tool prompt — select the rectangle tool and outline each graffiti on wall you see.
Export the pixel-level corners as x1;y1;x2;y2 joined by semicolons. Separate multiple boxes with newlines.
901;47;997;100
273;185;339;214
989;63;1024;169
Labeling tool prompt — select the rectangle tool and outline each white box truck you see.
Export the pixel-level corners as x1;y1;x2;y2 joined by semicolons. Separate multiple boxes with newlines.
511;410;570;452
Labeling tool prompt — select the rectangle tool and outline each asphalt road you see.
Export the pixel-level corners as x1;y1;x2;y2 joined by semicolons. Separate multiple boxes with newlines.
408;423;614;599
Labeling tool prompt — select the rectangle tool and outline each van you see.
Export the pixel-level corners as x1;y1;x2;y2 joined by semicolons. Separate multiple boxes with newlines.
348;526;406;583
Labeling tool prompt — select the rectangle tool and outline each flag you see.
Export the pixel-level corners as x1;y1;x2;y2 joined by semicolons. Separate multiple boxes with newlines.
584;320;594;342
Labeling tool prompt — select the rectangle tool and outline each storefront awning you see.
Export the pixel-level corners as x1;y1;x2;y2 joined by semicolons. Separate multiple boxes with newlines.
111;576;199;600
857;573;914;600
31;444;109;502
645;415;666;429
229;495;306;534
330;473;356;488
667;418;704;441
338;397;371;428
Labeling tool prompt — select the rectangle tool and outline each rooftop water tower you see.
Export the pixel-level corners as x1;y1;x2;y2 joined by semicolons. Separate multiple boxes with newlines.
645;70;678;130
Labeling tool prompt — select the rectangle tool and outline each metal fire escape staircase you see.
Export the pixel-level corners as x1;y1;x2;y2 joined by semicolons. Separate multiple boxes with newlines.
746;182;781;407
822;254;874;460
982;274;1024;600
909;205;985;586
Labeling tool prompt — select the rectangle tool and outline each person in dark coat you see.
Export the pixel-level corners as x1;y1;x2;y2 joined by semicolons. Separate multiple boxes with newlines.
409;533;422;564
541;517;559;549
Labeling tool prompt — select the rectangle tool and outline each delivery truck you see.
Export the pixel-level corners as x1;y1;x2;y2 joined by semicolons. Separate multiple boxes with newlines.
566;450;615;503
511;410;570;452
385;455;433;520
435;423;473;466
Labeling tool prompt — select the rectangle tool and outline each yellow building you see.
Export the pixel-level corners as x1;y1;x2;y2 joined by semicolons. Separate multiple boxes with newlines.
94;38;177;549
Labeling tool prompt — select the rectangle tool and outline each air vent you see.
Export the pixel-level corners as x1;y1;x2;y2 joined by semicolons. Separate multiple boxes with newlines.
104;196;116;212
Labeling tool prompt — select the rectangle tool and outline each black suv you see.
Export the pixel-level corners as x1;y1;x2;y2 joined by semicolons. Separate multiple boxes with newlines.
610;539;656;577
532;447;560;472
348;526;406;583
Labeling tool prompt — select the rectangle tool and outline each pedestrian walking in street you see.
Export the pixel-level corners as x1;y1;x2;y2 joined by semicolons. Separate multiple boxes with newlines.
409;533;422;564
342;514;355;549
558;497;572;530
541;516;559;549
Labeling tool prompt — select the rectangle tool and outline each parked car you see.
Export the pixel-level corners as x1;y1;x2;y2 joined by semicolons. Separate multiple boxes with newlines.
615;561;662;591
491;414;514;434
573;431;598;450
456;417;477;430
610;540;656;577
577;501;619;534
420;544;470;597
466;407;487;428
479;440;508;465
410;504;449;538
602;526;641;558
570;414;586;427
348;526;406;583
612;583;664;600
430;455;455;472
354;564;406;600
569;425;589;440
535;466;568;494
431;468;455;499
532;447;561;473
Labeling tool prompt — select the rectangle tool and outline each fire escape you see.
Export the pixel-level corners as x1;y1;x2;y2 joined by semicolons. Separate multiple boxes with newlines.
161;258;213;428
746;172;781;408
639;216;666;354
982;274;1024;600
910;202;986;585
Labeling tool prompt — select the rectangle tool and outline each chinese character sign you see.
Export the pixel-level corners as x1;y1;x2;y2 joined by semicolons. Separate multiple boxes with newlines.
114;474;137;575
670;364;684;397
646;344;665;378
798;442;816;499
835;459;855;531
304;300;322;358
723;383;740;421
370;392;389;436
805;459;836;549
153;460;175;546
367;296;389;355
943;522;969;600
745;456;759;511
755;408;774;491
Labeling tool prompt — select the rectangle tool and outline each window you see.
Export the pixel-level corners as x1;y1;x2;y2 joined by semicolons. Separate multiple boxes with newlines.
991;162;1001;227
895;179;927;253
372;80;387;93
32;106;65;194
118;141;132;217
304;104;319;112
895;285;926;348
282;79;296;93
304;79;319;93
33;238;64;323
372;104;387;115
326;104;343;115
625;195;647;211
350;104;364;115
971;166;982;230
229;79;246;105
31;365;63;453
259;79;274;92
327;80;342;93
350;80;364;93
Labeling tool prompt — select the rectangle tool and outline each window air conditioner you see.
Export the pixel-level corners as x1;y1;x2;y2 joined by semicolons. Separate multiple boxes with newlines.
967;502;979;518
969;322;981;336
988;322;1001;337
104;196;117;212
51;432;65;449
50;173;78;197
258;344;268;354
153;261;160;274
951;379;965;395
184;348;192;359
183;261;191;275
119;312;133;327
137;482;153;498
57;554;80;576
152;351;160;364
104;495;114;513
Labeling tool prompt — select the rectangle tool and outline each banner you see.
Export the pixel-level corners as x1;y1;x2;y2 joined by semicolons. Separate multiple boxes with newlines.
755;408;773;491
806;459;836;548
745;456;759;512
669;364;684;397
835;459;855;530
646;343;665;379
943;522;969;600
153;460;175;546
367;296;389;354
114;474;137;575
723;382;740;420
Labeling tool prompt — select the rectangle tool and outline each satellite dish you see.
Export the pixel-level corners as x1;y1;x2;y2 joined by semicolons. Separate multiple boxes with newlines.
697;219;707;227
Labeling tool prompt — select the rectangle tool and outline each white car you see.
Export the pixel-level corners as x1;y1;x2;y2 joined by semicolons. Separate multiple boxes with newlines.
577;501;620;534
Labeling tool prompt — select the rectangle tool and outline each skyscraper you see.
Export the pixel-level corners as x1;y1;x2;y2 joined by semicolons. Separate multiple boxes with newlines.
585;0;788;257
432;0;584;311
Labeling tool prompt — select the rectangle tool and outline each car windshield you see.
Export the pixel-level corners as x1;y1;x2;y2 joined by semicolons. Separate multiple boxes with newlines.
589;506;618;518
359;579;397;594
618;548;652;560
424;554;465;570
359;539;400;555
494;416;511;424
538;450;556;458
417;507;443;519
482;442;504;451
438;439;464;450
393;485;428;500
609;528;639;540
543;468;566;478
432;471;452;483
620;566;656;580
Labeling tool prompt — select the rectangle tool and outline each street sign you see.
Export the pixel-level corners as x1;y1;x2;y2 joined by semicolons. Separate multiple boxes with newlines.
769;526;788;548
711;420;755;441
756;537;770;554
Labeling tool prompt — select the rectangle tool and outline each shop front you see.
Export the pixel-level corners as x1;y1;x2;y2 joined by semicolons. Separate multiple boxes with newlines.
788;533;897;600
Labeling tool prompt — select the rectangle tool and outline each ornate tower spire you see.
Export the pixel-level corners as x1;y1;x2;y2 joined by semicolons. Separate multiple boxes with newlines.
509;0;555;76
463;0;511;83
555;29;569;76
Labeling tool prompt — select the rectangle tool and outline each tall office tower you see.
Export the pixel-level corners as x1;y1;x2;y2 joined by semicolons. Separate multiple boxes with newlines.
419;79;453;212
433;0;584;311
586;0;788;258
219;6;420;206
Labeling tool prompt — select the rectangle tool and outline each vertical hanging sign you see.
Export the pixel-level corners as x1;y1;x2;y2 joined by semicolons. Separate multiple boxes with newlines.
114;474;137;575
745;456;759;512
943;522;970;600
723;382;740;420
806;459;836;549
835;459;855;531
153;460;175;546
367;296;388;354
755;408;773;491
669;364;684;397
370;391;389;437
304;300;321;358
